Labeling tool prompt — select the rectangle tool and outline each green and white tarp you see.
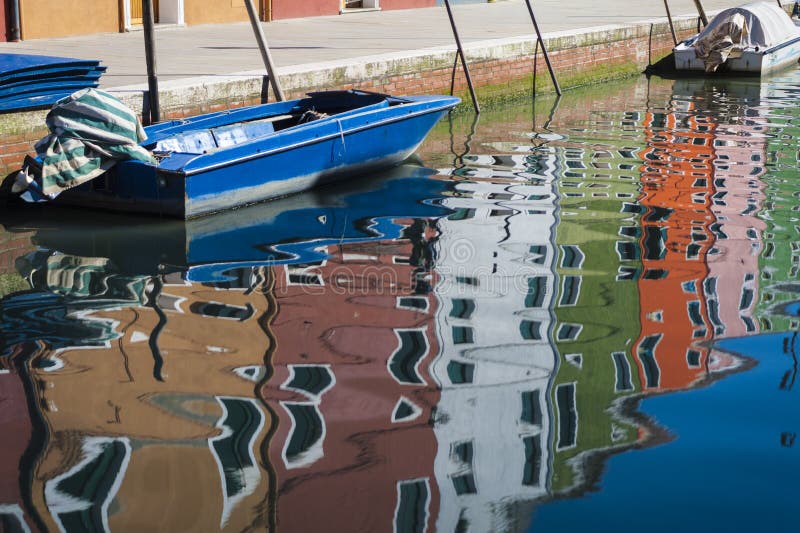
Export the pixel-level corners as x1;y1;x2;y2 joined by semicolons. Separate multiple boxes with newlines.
31;88;155;197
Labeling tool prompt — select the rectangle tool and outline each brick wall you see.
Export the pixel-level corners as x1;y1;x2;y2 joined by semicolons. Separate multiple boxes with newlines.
0;229;36;276
0;108;49;180
0;133;42;179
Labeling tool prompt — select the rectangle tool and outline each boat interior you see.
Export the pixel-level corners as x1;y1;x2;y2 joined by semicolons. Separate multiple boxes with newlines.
147;91;407;156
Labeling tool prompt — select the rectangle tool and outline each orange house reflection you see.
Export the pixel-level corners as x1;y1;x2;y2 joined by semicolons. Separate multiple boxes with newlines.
635;96;766;391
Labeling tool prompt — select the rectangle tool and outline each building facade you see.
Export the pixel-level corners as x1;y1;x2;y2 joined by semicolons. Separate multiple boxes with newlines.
9;0;437;41
274;0;435;20
1;0;10;41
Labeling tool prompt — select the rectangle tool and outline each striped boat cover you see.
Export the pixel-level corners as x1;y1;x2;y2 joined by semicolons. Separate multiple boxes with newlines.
34;88;155;196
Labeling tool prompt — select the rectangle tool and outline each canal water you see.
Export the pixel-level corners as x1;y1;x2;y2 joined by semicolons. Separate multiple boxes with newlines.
1;70;799;532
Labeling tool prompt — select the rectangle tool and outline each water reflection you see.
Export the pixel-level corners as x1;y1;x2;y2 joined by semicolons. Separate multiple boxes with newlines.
1;163;452;531
2;71;800;531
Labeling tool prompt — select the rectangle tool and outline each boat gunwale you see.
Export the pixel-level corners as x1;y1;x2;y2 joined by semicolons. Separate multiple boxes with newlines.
761;33;800;54
676;33;800;55
143;91;412;143
155;98;458;177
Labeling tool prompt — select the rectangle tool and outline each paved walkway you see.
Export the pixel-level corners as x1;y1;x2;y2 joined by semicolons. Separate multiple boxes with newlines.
0;0;750;89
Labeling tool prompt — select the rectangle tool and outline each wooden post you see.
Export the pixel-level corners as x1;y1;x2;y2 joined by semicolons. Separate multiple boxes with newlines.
443;0;480;114
245;0;285;101
142;0;160;124
524;0;561;96
664;0;678;45
693;0;709;26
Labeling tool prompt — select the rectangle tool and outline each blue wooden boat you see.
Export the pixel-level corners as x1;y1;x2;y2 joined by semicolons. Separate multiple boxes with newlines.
47;90;460;219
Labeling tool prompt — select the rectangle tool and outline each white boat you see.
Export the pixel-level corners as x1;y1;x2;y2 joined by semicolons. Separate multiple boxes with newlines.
674;2;800;75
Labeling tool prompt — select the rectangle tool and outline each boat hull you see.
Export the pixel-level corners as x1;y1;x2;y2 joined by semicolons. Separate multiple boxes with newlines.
51;93;458;218
674;37;800;74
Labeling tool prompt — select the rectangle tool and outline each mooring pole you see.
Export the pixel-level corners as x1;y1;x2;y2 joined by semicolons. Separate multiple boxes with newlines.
9;0;20;41
443;0;480;114
142;0;160;124
523;0;561;96
663;0;678;45
245;0;285;102
692;0;709;26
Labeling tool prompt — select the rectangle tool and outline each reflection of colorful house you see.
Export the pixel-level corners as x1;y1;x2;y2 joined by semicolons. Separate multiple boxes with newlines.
430;164;558;531
705;116;767;337
2;256;276;531
262;224;442;532
752;90;800;332
634;108;717;390
547;127;645;492
635;89;767;390
0;347;35;532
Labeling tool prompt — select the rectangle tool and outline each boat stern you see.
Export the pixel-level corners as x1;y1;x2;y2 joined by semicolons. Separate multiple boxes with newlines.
674;41;705;71
54;159;188;217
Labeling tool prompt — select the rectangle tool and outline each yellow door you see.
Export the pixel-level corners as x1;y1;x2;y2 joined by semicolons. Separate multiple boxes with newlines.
130;0;143;25
130;0;159;25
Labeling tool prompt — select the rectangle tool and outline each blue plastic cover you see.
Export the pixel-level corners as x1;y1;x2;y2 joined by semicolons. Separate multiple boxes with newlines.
0;54;104;112
0;53;100;78
0;79;101;98
0;93;68;112
0;65;106;85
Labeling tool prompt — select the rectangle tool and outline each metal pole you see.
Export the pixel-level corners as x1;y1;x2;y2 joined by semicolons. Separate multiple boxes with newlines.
450;54;459;96
443;0;480;114
245;0;285;101
532;38;538;107
524;0;561;96
663;0;678;45
692;0;709;26
9;0;21;41
142;0;160;124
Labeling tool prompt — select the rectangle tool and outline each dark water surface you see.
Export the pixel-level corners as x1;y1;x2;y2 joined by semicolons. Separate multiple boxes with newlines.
2;71;799;532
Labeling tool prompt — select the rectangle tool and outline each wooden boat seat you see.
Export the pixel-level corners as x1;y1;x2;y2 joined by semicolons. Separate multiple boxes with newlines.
152;101;390;156
153;114;294;154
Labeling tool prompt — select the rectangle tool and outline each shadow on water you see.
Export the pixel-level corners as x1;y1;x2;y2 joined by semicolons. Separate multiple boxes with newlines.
3;70;800;531
0;160;454;279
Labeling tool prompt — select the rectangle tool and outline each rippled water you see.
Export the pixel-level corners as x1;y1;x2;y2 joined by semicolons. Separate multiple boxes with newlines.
2;71;800;532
